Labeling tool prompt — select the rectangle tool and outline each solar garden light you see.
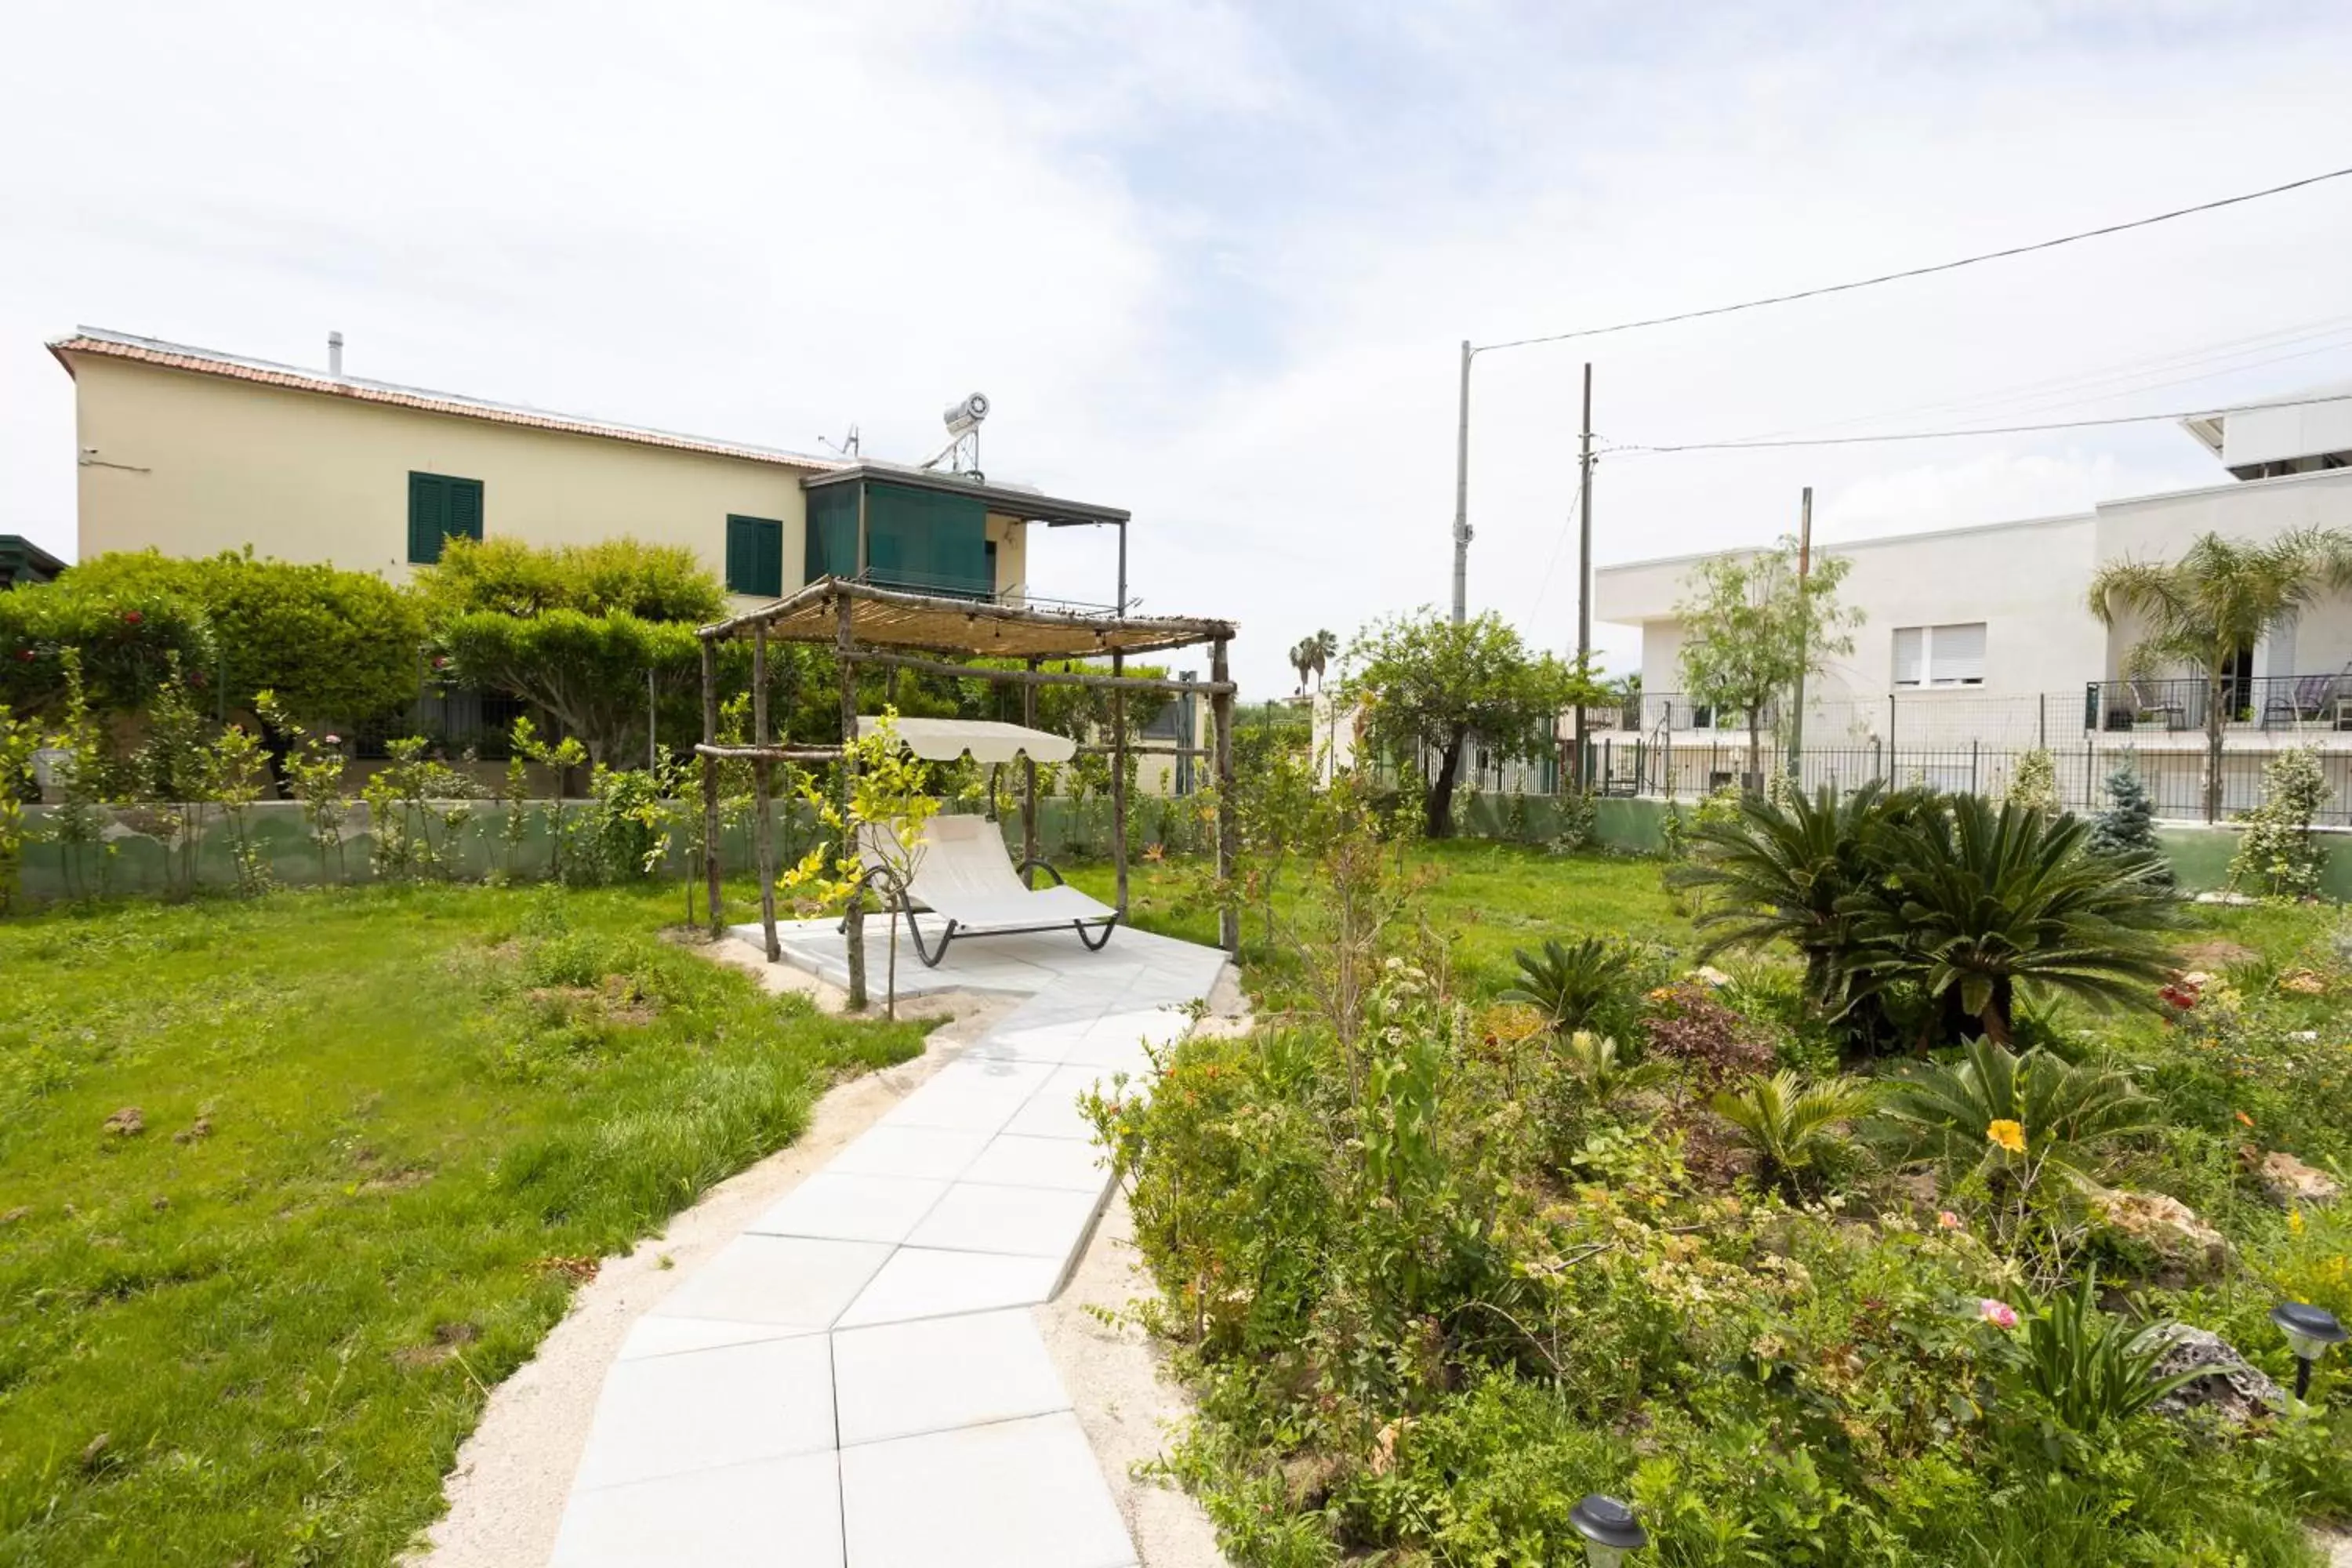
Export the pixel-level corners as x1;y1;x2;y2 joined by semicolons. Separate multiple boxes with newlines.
1570;1494;1648;1567
2271;1301;2349;1400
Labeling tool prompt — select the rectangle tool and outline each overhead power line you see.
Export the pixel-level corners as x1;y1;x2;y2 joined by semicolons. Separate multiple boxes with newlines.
1604;391;2352;456
1475;164;2352;354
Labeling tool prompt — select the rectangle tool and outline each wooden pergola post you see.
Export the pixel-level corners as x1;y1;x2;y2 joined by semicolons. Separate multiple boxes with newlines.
752;622;781;963
1211;635;1237;953
699;635;724;937
836;590;867;1009
1110;648;1128;913
1021;655;1040;880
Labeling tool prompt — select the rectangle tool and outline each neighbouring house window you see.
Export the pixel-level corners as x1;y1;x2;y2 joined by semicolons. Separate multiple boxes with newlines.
1893;622;1987;688
408;472;485;564
724;514;784;597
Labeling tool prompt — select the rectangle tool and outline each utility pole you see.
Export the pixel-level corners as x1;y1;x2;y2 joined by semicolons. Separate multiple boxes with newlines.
1450;339;1474;624
1571;362;1595;789
1787;485;1813;781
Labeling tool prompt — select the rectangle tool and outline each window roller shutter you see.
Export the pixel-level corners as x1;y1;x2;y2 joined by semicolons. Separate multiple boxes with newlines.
1934;622;1986;684
1893;626;1924;686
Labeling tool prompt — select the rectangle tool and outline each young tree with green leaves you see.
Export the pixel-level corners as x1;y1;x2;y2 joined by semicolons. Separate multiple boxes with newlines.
1674;535;1859;791
59;550;423;729
1342;610;1594;839
2089;526;2352;822
421;536;725;766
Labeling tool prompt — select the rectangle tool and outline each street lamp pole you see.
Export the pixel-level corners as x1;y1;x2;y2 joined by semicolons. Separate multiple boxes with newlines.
1450;339;1475;625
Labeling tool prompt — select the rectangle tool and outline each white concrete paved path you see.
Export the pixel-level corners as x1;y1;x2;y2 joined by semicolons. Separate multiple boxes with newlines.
549;916;1230;1568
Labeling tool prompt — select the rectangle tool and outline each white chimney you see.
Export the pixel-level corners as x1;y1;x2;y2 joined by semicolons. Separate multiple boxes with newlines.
327;330;344;378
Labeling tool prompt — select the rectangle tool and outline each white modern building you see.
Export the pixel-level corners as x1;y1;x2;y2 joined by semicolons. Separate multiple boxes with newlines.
1592;387;2352;815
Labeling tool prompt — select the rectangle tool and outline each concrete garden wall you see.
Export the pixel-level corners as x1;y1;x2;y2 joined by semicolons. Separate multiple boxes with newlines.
8;797;1165;904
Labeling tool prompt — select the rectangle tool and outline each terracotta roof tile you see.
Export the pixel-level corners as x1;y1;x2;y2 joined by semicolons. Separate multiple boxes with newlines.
49;329;844;474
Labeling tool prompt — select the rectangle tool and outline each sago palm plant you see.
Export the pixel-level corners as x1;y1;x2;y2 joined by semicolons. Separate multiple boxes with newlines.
1711;1069;1877;1198
1872;1035;2157;1192
1668;781;1926;1031
1840;795;2179;1045
1501;935;1645;1036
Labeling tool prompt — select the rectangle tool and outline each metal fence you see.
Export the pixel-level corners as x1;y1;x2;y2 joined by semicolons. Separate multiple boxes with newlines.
1581;731;2352;825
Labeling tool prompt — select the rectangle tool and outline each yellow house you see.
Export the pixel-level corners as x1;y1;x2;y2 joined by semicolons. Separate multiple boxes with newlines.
50;327;1132;612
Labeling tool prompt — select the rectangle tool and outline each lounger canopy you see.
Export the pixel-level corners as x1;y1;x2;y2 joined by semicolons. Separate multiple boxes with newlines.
855;716;1076;765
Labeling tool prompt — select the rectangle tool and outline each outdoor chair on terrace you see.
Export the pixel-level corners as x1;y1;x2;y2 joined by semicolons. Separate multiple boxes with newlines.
2127;679;2187;731
2262;665;2352;729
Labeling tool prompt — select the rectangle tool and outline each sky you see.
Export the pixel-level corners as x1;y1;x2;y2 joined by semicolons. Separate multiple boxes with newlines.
3;0;2350;695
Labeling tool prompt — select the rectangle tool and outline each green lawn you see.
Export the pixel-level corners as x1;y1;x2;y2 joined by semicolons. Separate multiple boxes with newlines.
0;883;927;1566
1073;839;1693;995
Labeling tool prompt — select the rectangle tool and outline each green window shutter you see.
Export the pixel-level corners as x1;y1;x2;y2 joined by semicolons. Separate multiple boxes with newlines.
725;514;752;592
408;473;446;564
448;478;484;543
408;472;483;563
756;518;782;595
726;515;784;596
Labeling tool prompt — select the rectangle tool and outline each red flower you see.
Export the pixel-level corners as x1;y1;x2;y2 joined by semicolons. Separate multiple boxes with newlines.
122;610;143;624
13;649;32;662
2158;982;2200;1011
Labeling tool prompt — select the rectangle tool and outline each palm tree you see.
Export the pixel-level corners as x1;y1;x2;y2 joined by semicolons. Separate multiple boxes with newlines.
1308;628;1337;691
2089;527;2352;822
1288;637;1315;696
1841;795;2180;1046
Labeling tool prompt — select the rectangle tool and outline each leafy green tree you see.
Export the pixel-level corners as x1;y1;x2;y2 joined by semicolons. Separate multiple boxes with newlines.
422;536;724;766
0;572;215;717
412;535;723;623
60;550;422;728
2228;744;2332;898
1674;536;1859;789
1343;609;1595;838
2089;526;2352;822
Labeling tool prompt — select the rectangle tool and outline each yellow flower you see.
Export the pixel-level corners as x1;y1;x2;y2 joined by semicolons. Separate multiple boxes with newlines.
2288;1208;2307;1236
1985;1120;2027;1155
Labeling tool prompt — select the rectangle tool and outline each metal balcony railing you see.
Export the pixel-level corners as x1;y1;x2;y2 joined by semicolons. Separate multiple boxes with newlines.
2083;673;2352;734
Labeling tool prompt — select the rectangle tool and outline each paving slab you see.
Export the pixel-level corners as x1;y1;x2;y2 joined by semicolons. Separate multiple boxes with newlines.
833;1307;1071;1446
838;1411;1135;1568
553;1450;842;1568
552;916;1235;1566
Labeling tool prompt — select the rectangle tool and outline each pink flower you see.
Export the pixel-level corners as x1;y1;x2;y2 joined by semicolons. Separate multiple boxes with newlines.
323;734;342;746
1978;1298;2018;1330
1936;1210;1963;1231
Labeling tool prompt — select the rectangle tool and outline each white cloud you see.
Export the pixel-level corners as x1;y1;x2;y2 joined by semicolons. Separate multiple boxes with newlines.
3;1;2350;696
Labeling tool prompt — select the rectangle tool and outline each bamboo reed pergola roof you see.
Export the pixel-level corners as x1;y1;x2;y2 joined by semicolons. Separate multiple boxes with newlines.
699;577;1236;660
696;574;1243;973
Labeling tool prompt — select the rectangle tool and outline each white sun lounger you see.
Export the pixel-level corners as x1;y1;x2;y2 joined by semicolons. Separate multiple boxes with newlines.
855;814;1117;966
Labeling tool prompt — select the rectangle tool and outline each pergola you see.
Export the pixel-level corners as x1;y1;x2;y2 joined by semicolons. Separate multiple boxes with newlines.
695;578;1240;998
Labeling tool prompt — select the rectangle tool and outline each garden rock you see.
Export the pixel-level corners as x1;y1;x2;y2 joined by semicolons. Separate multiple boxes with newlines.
103;1107;144;1137
2095;1189;2232;1276
2254;1150;2342;1207
2144;1324;2286;1426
